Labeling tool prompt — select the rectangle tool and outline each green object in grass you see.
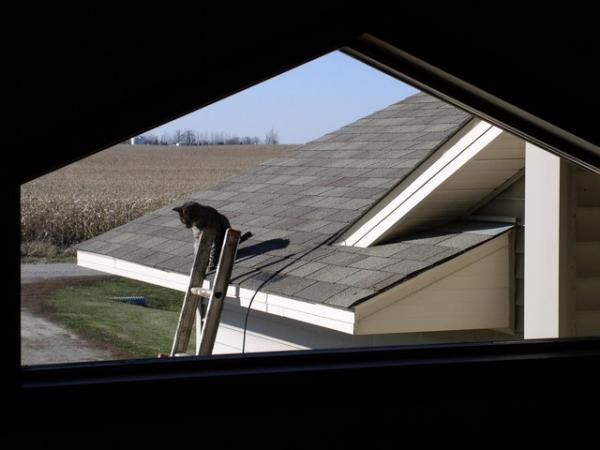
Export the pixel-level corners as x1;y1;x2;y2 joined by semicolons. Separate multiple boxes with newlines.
110;296;147;307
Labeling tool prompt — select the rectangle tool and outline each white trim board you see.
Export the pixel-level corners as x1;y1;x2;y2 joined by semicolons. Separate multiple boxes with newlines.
77;250;355;334
338;119;509;247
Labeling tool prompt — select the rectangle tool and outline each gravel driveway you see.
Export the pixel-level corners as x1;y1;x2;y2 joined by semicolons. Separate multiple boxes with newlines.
21;312;120;365
21;263;125;366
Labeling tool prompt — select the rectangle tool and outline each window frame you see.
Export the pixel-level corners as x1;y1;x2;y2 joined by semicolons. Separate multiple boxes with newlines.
16;13;600;422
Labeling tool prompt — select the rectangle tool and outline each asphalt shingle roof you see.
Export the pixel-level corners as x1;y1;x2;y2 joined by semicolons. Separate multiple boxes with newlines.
78;92;513;310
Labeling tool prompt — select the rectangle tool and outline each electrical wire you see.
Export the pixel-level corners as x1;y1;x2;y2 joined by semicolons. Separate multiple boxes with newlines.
241;226;350;354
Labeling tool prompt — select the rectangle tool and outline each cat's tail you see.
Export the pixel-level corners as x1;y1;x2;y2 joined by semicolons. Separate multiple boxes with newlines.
239;231;253;242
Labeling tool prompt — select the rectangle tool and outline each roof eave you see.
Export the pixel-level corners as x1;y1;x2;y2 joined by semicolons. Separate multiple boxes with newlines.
77;250;356;334
78;230;515;337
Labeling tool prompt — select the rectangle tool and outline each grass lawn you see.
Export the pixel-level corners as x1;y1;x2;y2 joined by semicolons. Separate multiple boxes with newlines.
46;277;197;358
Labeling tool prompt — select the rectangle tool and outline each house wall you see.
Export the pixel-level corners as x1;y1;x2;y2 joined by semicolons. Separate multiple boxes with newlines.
522;145;600;338
470;164;600;338
214;235;515;354
574;166;600;336
473;175;525;336
339;123;528;248
476;152;600;339
353;233;513;335
333;158;598;344
195;159;600;354
365;126;524;244
213;298;514;355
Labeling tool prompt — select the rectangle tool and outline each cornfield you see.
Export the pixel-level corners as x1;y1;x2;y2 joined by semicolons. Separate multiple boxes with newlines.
21;144;293;256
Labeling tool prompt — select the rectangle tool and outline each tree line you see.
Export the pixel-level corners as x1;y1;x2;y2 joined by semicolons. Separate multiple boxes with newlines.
132;128;279;146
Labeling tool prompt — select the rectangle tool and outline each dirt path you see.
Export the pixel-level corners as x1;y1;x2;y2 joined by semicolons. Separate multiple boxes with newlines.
20;274;130;366
21;309;120;365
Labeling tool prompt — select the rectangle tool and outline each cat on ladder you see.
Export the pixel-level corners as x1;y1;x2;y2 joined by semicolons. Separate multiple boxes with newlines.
173;201;252;271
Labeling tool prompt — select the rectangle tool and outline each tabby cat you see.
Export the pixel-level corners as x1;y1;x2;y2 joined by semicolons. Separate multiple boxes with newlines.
173;201;252;270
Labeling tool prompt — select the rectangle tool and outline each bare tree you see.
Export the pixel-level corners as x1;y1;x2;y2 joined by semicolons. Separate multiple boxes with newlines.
197;132;209;145
210;131;226;145
134;129;269;146
265;128;279;144
225;136;241;145
181;129;197;146
172;129;183;146
139;133;158;145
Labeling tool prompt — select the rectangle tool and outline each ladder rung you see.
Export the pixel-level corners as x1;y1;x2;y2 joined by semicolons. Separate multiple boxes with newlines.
190;287;225;299
170;228;241;357
158;352;191;358
190;287;212;297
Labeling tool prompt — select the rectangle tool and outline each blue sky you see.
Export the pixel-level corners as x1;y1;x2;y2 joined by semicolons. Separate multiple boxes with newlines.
148;51;418;145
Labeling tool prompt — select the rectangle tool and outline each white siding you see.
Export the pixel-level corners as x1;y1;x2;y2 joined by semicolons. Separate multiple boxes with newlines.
574;167;600;335
474;176;525;221
575;207;600;241
338;120;504;247
471;161;600;338
354;233;513;335
576;278;600;311
376;129;524;242
214;295;514;355
473;175;524;336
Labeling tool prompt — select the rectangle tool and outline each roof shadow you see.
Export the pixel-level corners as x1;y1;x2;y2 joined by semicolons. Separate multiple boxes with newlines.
381;226;458;246
236;238;290;258
379;219;513;247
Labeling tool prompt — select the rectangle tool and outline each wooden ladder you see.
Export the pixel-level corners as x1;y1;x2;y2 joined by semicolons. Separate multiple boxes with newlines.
164;228;241;357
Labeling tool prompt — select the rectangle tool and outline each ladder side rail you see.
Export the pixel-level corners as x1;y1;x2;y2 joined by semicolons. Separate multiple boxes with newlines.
170;227;216;356
195;301;206;355
197;229;241;356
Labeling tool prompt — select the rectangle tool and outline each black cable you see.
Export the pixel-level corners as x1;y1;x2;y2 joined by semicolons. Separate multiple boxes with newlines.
241;226;351;353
